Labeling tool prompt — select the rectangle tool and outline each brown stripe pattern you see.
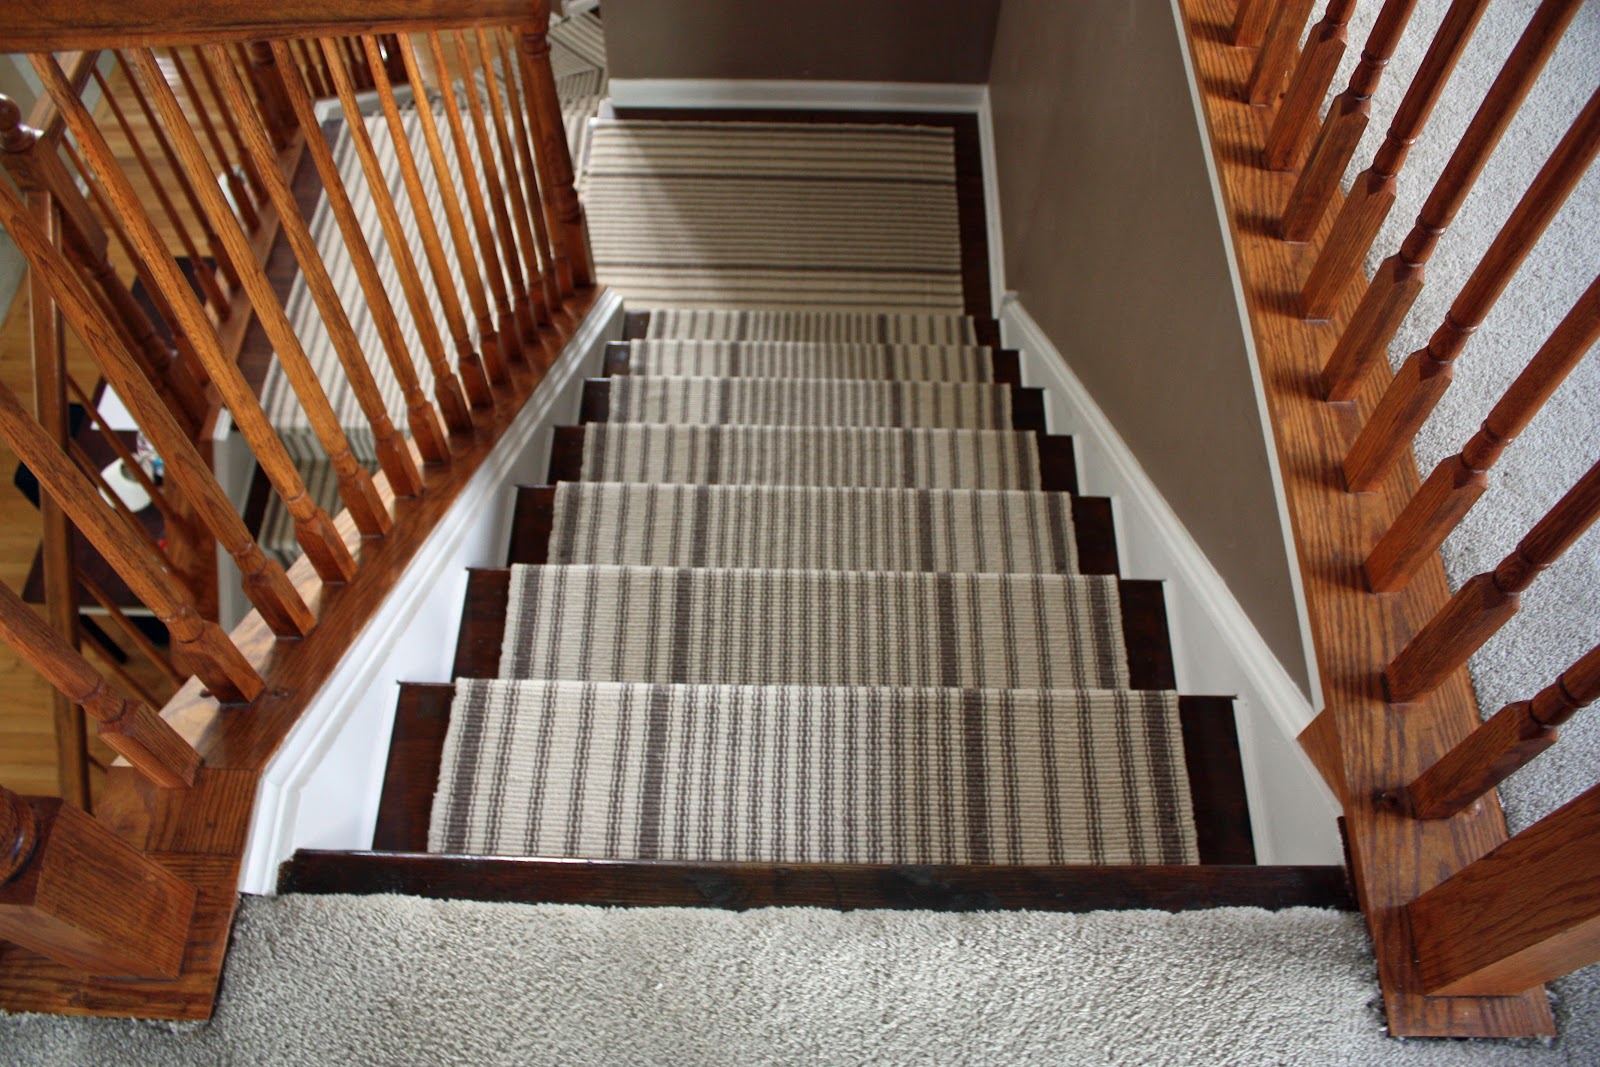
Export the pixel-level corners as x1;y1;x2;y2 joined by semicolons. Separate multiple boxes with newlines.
606;378;1013;429
624;340;996;382
429;679;1197;865
498;565;1128;689
549;483;1079;573
578;426;1042;489
645;309;977;344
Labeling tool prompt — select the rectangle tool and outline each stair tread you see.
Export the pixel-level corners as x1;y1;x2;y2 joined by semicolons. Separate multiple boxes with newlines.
642;308;981;344
429;678;1196;866
598;377;1018;429
618;339;1001;382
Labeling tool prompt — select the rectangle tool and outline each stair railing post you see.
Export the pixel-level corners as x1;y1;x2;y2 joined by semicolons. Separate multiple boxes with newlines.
242;41;298;151
1245;0;1317;106
1233;0;1278;47
518;9;594;293
499;25;564;328
1264;0;1359;170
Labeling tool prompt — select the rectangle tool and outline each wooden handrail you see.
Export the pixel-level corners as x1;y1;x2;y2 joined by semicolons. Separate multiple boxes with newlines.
1404;643;1600;820
1386;459;1600;703
1264;0;1358;170
1364;272;1600;592
1297;0;1490;316
1321;0;1588;404
1245;0;1317;106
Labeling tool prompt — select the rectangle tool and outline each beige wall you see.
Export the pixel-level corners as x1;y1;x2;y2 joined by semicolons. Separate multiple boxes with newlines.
602;0;1000;83
989;0;1311;693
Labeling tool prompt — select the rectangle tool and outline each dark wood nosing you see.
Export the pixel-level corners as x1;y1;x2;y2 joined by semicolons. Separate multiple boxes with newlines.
622;310;651;340
1011;388;1045;431
452;569;510;679
1119;580;1177;691
372;683;454;853
578;379;610;423
991;349;1022;386
1180;696;1256;864
602;341;631;377
1071;497;1120;576
507;486;556;566
548;425;586;482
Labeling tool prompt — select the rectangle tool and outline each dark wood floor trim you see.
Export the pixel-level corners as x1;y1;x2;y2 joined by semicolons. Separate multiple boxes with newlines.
372;683;453;852
280;851;1355;912
1119;580;1177;691
1179;696;1256;865
453;569;510;678
1071;497;1120;576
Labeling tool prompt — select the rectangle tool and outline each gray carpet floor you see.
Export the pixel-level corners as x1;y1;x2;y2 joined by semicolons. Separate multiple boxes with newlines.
4;894;1597;1065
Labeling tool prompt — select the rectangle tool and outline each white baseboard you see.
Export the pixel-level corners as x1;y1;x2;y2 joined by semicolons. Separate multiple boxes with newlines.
1001;296;1341;866
239;291;625;895
606;78;1007;314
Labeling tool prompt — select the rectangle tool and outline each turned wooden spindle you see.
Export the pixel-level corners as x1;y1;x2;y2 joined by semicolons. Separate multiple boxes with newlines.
36;52;356;586
1297;0;1491;316
1280;0;1419;235
239;43;297;151
1264;0;1359;170
65;377;180;533
389;37;511;383
421;32;528;368
519;20;593;293
268;40;451;464
1323;0;1589;404
1365;274;1600;592
473;28;551;343
0;580;200;788
1386;459;1600;703
499;27;563;331
315;38;474;436
442;30;544;346
206;43;424;499
1405;643;1600;821
1233;0;1277;47
335;37;494;410
1408;782;1600;995
293;37;330;98
165;47;262;232
0;379;262;703
76;571;183;687
1246;0;1317;106
187;46;270;208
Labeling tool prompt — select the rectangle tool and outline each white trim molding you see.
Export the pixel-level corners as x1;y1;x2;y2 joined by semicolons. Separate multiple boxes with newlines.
239;291;625;894
1002;295;1340;866
606;78;1006;314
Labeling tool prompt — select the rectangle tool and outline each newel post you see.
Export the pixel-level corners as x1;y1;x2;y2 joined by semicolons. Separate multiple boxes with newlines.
518;6;594;294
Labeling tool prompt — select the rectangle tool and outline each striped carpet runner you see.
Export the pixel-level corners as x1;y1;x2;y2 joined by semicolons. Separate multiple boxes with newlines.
425;305;1202;865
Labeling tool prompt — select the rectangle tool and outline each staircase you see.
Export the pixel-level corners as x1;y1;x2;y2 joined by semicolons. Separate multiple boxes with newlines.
280;304;1350;911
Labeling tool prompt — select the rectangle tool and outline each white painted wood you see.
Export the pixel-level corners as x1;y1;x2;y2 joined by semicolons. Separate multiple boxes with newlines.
1003;295;1341;865
238;291;624;894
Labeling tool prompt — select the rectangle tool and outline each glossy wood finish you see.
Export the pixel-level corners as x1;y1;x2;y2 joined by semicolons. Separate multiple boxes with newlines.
1176;0;1552;1035
1365;272;1600;591
518;23;592;292
500;27;563;327
1385;460;1600;703
1245;0;1316;106
1409;783;1600;995
166;47;260;232
1297;0;1490;317
1232;0;1276;47
1404;643;1598;820
1264;0;1357;170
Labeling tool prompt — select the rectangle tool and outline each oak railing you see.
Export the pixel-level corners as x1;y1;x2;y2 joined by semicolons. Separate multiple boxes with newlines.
0;0;593;1013
1183;0;1600;1039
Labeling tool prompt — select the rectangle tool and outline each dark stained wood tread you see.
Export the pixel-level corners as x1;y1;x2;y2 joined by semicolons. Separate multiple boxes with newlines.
546;424;1080;495
601;340;1026;387
371;683;1259;867
506;485;1121;575
280;849;1353;912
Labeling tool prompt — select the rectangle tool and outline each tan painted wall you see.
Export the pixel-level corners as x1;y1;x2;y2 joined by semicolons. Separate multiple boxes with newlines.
989;0;1312;693
602;0;1000;84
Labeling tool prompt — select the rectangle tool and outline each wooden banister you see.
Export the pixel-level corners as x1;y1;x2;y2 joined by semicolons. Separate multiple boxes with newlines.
1232;0;1277;46
1365;273;1600;592
0;581;199;788
499;26;563;331
1408;782;1600;995
1404;643;1600;820
1263;0;1358;170
519;20;593;293
1322;0;1589;405
1245;0;1317;106
1297;0;1490;316
1386;459;1600;703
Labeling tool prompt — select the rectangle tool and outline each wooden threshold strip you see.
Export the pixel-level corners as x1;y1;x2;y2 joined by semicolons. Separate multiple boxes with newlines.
1173;0;1552;1038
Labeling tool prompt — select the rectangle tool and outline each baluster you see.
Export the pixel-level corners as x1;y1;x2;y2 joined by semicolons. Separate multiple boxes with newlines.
1298;0;1491;316
76;621;169;718
387;36;511;382
314;39;474;435
188;46;270;209
519;20;594;292
126;48;391;540
499;27;563;330
68;440;167;561
330;38;494;410
268;40;451;464
1408;782;1600;995
1324;0;1588;404
0;377;261;704
1245;0;1317;106
65;377;183;537
90;64;233;309
35;52;357;588
77;571;184;687
0;172;317;637
0;784;197;978
341;37;372;90
1264;0;1359;170
165;47;261;232
1365;273;1600;591
206;43;424;499
110;51;244;295
1280;0;1419;236
1233;0;1277;47
293;37;329;98
1386;459;1600;703
377;34;408;85
420;33;527;369
442;30;542;349
1405;643;1600;820
240;43;296;151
